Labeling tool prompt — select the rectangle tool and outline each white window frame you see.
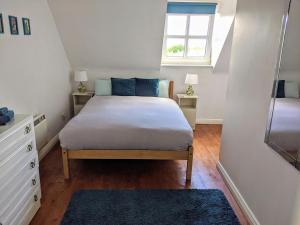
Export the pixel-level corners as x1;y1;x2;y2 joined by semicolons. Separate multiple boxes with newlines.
161;13;215;66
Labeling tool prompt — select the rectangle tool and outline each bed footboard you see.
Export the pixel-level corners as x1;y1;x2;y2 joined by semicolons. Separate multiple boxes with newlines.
61;146;193;182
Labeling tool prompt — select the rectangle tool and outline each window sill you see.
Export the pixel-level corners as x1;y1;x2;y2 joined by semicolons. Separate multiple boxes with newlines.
161;63;213;68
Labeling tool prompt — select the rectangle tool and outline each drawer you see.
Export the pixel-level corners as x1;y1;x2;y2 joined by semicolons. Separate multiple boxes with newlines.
0;134;35;166
14;189;41;225
0;140;38;185
0;171;40;218
0;137;36;169
0;167;40;211
0;121;35;163
1;187;41;225
0;153;39;199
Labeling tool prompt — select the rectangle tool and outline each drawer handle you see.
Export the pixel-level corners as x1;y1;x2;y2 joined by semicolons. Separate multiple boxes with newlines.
32;178;37;186
34;194;38;202
30;160;36;169
24;125;31;134
27;143;33;152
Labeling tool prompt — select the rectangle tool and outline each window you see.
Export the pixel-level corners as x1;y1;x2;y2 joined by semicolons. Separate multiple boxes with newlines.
162;2;216;65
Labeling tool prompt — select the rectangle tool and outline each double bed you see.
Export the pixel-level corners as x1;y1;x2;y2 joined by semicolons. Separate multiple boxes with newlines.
59;81;194;181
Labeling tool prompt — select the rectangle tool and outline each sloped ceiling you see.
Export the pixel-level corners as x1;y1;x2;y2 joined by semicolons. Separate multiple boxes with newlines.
48;0;167;70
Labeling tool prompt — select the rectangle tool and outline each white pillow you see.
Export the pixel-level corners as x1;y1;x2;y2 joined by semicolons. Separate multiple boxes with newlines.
159;80;170;98
285;81;299;98
95;79;112;96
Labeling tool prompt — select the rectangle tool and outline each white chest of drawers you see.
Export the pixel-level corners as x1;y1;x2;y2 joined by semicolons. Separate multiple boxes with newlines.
0;115;41;225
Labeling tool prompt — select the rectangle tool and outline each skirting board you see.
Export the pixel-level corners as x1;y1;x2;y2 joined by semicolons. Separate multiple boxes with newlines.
196;119;223;124
217;161;260;225
38;134;58;161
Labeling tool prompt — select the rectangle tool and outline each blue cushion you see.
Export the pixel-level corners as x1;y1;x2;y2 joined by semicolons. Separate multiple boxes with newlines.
135;78;159;97
95;79;112;96
111;78;136;96
0;107;8;116
276;80;285;98
0;109;14;125
158;80;170;98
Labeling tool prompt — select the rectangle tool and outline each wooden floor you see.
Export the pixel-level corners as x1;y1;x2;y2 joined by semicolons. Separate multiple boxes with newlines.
30;125;249;225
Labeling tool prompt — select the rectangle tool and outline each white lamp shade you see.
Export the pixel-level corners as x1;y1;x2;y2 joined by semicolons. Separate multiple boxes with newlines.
74;71;88;82
185;74;198;85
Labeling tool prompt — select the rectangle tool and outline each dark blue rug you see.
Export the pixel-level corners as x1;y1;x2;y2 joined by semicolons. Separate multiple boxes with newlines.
61;189;241;225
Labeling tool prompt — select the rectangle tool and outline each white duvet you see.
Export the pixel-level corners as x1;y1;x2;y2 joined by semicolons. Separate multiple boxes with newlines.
59;96;193;150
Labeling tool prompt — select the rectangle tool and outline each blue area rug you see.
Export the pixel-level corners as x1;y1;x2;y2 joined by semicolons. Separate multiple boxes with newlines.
61;189;241;225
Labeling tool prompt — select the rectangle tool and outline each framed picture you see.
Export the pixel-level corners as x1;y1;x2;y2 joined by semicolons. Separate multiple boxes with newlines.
0;14;4;34
22;18;31;35
9;16;18;35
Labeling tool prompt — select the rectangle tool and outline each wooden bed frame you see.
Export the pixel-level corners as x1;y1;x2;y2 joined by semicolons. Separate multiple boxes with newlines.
61;81;194;181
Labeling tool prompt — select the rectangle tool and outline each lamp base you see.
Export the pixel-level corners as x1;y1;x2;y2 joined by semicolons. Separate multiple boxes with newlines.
78;82;87;93
186;85;194;96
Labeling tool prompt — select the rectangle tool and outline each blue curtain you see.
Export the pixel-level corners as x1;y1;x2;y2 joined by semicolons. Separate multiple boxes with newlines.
167;2;217;14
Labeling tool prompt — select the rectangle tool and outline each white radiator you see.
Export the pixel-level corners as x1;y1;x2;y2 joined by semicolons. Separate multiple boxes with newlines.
34;114;48;152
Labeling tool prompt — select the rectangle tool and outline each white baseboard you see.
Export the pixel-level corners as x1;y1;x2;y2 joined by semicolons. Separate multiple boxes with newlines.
217;161;260;225
38;134;59;162
196;118;223;124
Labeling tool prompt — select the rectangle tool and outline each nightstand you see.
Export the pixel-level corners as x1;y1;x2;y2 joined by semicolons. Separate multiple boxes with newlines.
177;94;198;130
72;91;94;116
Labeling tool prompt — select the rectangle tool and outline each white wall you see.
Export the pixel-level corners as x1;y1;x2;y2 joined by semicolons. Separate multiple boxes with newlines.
291;190;300;225
220;0;300;224
281;0;300;72
0;0;72;139
49;0;234;123
279;0;300;90
71;34;234;123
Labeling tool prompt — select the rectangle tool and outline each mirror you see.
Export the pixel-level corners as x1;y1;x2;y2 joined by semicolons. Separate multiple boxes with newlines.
266;0;300;170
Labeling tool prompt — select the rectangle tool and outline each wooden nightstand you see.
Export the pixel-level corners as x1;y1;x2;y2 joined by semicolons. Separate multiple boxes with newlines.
72;91;94;116
177;94;198;130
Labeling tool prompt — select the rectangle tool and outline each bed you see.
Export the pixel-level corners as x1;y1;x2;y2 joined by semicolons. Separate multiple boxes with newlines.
59;81;195;181
268;98;300;159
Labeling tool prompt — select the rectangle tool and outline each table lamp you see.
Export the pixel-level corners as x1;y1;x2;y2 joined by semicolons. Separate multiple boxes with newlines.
185;73;198;96
75;71;88;93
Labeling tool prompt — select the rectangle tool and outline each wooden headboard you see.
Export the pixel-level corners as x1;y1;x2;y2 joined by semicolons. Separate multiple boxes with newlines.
169;81;174;99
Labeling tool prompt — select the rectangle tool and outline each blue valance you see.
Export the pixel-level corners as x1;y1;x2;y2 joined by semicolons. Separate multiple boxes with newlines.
167;2;217;14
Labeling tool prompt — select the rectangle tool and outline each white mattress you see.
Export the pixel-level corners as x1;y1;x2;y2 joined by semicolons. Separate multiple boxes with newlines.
269;98;300;152
59;96;193;150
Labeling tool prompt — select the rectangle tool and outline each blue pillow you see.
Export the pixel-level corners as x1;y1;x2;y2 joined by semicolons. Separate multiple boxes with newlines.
135;78;159;97
95;79;112;96
276;80;285;98
111;78;136;96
